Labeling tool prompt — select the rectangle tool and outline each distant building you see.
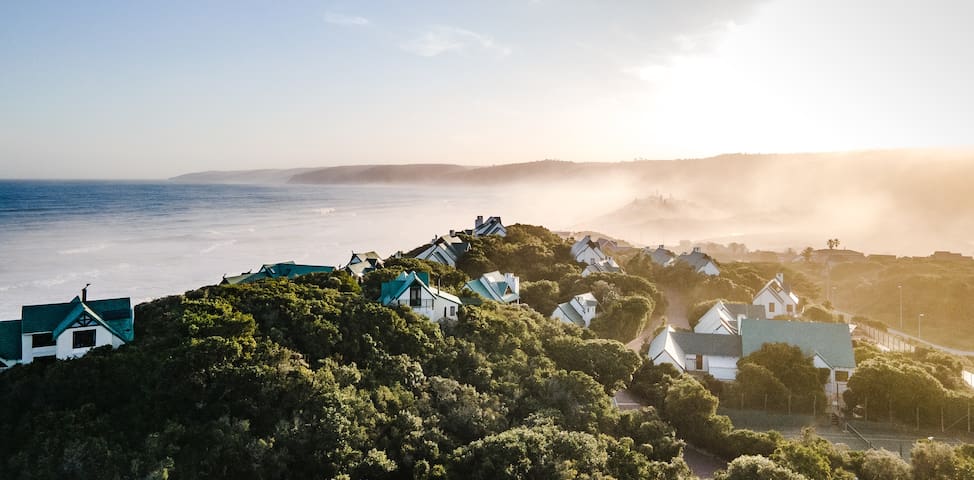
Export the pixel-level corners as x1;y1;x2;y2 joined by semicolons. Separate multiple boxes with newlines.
0;289;134;369
469;216;507;237
570;235;608;265
465;271;520;304
930;251;973;262
222;261;335;285
413;234;470;267
677;247;720;276
645;245;677;267
694;300;767;335
551;292;599;328
581;257;624;277
811;249;866;263
753;273;800;317
379;271;461;321
345;251;384;280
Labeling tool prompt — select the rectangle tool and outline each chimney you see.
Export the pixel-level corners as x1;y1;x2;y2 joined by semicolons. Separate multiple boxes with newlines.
82;283;90;303
659;244;665;249
776;272;784;284
475;215;484;227
693;246;701;253
449;229;455;237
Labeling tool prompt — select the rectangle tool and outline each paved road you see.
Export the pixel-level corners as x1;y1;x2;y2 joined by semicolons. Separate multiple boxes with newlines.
886;327;974;357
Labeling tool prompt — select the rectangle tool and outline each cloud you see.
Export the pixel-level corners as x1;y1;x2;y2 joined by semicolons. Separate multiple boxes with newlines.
400;26;511;58
324;12;370;26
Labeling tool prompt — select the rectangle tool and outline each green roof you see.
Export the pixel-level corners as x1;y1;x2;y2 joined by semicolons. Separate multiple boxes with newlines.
554;301;585;327
22;296;132;335
740;318;855;369
0;320;23;361
464;271;519;304
223;261;335;285
379;271;461;306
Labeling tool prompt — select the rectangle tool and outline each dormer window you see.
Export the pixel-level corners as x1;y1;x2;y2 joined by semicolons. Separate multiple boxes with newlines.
409;285;422;307
72;329;96;349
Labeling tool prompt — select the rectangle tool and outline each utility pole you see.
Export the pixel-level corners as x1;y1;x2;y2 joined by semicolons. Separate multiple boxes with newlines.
918;313;925;340
898;285;903;330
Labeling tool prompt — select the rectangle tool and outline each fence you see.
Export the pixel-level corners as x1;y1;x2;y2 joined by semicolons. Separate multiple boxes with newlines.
856;324;915;352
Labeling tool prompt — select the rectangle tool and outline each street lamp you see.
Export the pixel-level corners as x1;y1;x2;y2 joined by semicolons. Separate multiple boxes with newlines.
918;313;925;339
898;285;903;330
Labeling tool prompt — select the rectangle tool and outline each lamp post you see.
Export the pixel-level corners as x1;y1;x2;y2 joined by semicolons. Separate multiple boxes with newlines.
898;285;903;330
918;313;925;339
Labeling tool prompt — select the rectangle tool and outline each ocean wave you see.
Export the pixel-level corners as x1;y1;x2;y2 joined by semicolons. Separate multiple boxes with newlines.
200;239;237;254
313;207;336;216
58;243;110;255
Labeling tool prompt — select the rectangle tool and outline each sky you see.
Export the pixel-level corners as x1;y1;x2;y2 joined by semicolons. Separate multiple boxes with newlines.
1;0;972;179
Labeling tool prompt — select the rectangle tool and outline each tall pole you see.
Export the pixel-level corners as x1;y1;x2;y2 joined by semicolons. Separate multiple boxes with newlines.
918;313;925;339
898;285;903;330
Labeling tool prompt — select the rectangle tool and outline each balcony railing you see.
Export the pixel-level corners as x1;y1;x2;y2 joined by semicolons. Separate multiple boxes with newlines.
393;299;434;309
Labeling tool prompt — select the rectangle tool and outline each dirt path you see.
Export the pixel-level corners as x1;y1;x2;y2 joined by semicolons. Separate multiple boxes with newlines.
662;286;690;329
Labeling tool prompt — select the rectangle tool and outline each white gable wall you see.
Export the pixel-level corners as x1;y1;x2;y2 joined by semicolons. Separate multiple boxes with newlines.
753;288;798;318
390;284;460;321
694;304;734;335
697;262;721;276
574;246;606;265
56;324;116;360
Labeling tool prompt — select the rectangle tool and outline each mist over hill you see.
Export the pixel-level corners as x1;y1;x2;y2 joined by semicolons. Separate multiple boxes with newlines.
170;149;974;256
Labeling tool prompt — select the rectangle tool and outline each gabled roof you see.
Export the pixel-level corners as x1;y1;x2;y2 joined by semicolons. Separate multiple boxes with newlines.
724;303;767;321
414;235;470;265
670;331;742;357
755;274;800;305
677;249;719;273
465;271;519;303
571;235;604;258
574;292;598;309
21;296;134;343
582;258;623;275
379;271;461;306
346;252;384;278
223;261;335;285
0;320;23;361
646;246;676;266
740;318;856;369
473;216;506;236
553;301;585;327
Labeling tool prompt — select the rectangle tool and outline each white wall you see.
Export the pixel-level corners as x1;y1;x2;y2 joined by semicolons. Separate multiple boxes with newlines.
708;356;739;381
392;287;459;321
574;246;605;265
695;304;731;334
56;325;114;360
699;262;721;276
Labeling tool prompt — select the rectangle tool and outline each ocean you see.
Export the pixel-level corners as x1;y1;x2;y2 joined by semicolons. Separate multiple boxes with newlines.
0;180;526;319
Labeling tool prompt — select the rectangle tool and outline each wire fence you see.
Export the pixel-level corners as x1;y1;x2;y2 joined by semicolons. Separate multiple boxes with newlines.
856;324;915;352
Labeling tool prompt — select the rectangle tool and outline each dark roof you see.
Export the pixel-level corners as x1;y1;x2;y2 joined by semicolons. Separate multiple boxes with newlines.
724;303;767;320
22;296;131;334
223;261;335;285
670;331;742;357
0;320;23;361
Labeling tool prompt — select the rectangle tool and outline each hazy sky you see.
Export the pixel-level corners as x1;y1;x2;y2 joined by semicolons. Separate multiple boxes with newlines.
1;0;972;179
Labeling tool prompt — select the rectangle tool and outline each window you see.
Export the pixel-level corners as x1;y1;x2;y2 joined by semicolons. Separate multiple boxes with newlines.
72;329;96;349
449;306;456;316
835;370;849;382
768;302;776;313
786;304;794;313
32;332;56;348
409;285;422;307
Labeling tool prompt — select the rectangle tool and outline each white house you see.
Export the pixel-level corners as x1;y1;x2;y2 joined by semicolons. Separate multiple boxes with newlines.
753;273;801;317
379;271;462;321
647;326;742;381
414;234;470;267
466;271;520;304
739;318;856;406
677;247;720;276
551;292;599;328
571;235;608;265
0;290;135;369
694;301;767;335
345;251;384;280
471;216;506;237
581;257;624;277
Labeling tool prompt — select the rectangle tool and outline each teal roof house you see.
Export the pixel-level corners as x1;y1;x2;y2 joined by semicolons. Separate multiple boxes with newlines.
380;271;462;321
465;271;520;304
222;261;335;285
0;288;134;369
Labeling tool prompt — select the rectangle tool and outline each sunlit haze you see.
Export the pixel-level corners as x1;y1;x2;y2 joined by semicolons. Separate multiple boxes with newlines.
2;0;972;178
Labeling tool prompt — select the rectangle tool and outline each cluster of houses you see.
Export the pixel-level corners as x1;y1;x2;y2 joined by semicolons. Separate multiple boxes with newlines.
0;214;853;413
647;274;855;406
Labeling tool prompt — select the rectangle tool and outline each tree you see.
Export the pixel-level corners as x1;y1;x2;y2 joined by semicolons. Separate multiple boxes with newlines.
545;336;641;394
910;440;959;480
737;343;827;404
827;239;841;250
590;295;654;342
714;455;808;480
857;448;911;480
801;247;814;262
519;280;560;316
